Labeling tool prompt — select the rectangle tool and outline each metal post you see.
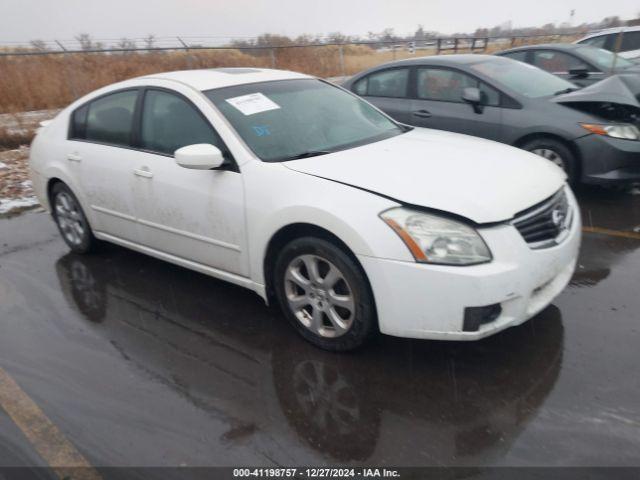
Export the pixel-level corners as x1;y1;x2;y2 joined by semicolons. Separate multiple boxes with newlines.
55;40;80;100
437;38;442;54
270;48;276;68
177;36;194;69
338;45;345;77
454;38;459;53
611;31;624;73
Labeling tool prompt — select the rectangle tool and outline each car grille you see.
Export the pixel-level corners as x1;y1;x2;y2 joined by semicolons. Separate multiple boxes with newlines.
512;188;573;249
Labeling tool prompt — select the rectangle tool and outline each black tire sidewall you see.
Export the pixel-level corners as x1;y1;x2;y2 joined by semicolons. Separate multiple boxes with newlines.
273;237;376;352
523;138;577;184
51;183;96;254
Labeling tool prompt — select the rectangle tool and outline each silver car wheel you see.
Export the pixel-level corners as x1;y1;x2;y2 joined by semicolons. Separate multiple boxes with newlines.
284;254;355;338
54;192;86;246
531;148;566;170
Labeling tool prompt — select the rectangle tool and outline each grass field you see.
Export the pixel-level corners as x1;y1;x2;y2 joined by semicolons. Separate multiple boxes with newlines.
0;35;575;148
0;35;575;113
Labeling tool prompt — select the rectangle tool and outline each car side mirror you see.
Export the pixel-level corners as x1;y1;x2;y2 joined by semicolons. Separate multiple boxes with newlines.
175;144;226;170
462;87;484;114
568;67;589;78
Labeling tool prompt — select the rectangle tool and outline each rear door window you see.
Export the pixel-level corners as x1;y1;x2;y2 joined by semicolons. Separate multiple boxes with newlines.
579;35;609;50
501;51;528;63
531;50;591;73
353;68;410;98
620;31;640;52
416;67;501;106
84;90;138;147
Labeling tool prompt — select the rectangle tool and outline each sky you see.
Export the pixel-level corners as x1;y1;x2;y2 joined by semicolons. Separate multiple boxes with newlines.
1;0;639;45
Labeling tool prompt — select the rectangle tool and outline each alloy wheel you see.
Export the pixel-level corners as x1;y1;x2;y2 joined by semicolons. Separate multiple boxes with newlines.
531;148;566;171
284;254;355;338
54;192;86;247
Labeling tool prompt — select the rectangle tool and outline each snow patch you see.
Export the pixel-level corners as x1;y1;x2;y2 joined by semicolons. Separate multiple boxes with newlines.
0;196;40;215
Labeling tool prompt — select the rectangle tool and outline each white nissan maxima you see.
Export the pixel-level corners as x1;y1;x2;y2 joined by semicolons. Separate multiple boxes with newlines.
29;68;581;351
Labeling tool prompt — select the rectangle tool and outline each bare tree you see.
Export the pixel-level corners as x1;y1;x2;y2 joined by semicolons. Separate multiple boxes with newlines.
29;39;47;51
144;34;156;50
75;33;104;51
116;37;137;51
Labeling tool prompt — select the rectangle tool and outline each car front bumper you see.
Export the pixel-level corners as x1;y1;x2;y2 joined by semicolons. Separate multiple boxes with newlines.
576;134;640;184
358;191;581;341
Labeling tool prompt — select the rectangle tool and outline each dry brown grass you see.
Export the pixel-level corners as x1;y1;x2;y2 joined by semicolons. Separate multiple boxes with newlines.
0;49;269;113
0;37;577;114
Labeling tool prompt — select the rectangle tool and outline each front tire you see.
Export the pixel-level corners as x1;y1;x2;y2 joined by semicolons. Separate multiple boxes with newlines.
522;138;577;184
273;237;376;351
51;182;99;254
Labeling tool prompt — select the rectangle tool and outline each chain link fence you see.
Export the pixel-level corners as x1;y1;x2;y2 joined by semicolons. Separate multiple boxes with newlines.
0;31;583;141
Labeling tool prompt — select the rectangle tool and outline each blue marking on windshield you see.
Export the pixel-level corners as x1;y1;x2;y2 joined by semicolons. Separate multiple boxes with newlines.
252;125;271;136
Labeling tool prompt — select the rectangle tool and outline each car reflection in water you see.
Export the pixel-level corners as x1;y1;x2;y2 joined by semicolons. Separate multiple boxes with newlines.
571;188;640;288
56;247;564;465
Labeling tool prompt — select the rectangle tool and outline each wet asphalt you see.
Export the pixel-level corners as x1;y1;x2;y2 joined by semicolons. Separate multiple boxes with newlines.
0;186;639;469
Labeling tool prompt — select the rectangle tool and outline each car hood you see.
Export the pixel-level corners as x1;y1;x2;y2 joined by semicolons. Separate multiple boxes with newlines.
284;128;566;224
552;74;640;108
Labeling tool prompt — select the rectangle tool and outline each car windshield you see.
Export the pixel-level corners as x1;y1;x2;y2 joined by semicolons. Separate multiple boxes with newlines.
205;79;404;162
577;46;634;70
471;57;578;98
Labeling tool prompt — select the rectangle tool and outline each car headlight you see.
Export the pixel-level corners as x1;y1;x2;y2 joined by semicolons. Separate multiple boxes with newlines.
580;123;640;140
380;208;492;265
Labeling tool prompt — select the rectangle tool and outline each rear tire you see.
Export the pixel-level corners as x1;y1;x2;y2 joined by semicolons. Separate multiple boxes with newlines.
51;182;99;254
522;138;577;184
273;237;377;352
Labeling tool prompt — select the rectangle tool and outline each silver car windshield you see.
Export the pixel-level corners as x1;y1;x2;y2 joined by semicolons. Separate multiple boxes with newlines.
472;58;578;98
577;46;633;70
205;79;404;162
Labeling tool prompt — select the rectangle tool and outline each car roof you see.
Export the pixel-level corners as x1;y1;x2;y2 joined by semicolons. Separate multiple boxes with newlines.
138;67;312;91
577;26;640;40
499;43;585;53
386;54;497;67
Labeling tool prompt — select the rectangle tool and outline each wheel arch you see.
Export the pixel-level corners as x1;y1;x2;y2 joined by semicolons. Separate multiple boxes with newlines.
46;177;65;208
514;133;581;168
262;222;374;308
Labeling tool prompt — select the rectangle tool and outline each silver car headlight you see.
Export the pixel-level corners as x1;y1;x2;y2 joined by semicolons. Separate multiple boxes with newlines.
580;123;640;141
380;208;492;265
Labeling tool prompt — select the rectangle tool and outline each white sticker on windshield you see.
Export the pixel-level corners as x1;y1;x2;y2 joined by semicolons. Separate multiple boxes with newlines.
225;93;280;116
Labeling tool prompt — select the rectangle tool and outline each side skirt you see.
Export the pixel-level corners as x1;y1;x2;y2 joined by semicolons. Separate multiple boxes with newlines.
94;231;268;301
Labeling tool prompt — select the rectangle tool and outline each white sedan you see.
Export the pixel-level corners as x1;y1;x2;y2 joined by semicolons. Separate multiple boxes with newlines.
29;68;581;351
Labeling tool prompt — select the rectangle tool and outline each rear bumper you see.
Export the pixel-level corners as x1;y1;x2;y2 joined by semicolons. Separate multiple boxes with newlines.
29;168;50;211
576;134;640;184
358;190;581;340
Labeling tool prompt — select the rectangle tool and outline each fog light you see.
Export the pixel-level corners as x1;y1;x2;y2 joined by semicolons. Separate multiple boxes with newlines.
463;304;502;332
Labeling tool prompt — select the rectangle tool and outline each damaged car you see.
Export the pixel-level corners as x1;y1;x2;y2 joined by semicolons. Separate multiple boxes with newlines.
344;55;640;185
30;68;580;351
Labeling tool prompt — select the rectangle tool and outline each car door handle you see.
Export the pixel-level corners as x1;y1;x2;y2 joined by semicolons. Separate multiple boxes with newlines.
67;153;82;162
133;167;153;179
412;109;432;118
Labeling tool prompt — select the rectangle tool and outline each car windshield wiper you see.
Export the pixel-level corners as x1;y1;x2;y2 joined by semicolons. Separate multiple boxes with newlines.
280;150;332;161
554;87;581;95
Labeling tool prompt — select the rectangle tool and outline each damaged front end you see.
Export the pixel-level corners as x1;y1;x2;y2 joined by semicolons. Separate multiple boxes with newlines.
553;74;640;126
554;74;640;184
